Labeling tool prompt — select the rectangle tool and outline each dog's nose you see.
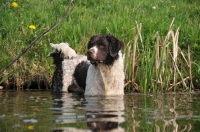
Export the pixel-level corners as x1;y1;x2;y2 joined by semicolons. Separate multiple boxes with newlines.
88;49;94;55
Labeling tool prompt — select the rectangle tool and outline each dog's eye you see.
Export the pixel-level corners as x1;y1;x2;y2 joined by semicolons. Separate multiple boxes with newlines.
99;44;105;49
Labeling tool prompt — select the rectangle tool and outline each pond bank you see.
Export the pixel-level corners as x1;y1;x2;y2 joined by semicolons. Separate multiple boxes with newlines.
0;73;51;90
0;75;199;93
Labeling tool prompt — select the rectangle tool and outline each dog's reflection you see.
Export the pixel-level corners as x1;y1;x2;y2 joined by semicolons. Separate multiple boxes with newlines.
52;93;125;132
85;95;124;131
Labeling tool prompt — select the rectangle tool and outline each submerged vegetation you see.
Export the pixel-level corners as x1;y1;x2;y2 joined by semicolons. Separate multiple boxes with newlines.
0;0;199;92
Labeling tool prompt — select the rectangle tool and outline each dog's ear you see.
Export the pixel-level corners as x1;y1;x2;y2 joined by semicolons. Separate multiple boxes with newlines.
106;35;123;57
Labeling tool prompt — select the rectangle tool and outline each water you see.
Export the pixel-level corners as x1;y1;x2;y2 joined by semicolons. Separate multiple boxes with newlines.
0;90;200;132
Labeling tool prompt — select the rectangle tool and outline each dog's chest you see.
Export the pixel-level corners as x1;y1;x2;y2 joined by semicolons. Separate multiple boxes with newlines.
85;64;121;95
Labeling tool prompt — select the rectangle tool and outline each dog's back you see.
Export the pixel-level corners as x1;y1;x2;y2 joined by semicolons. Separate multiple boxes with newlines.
48;42;87;93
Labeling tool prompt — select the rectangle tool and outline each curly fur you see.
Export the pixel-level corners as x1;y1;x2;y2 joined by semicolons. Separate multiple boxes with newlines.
48;43;87;93
84;34;125;95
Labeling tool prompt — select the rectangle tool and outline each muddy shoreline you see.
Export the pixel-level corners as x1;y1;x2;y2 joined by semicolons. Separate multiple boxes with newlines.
0;74;51;90
1;76;199;93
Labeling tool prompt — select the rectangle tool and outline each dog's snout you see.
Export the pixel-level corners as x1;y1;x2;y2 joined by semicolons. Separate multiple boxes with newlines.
88;49;94;55
87;46;98;61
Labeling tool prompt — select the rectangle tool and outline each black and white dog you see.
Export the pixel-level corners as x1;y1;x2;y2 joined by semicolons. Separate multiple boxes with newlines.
49;34;125;95
84;34;125;95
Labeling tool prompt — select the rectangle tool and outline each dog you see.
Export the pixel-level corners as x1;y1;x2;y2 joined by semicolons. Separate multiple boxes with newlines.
72;34;125;95
49;34;125;95
48;42;88;93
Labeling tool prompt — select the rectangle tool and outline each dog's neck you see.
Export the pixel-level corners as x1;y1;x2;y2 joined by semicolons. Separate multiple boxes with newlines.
98;51;124;94
85;51;124;96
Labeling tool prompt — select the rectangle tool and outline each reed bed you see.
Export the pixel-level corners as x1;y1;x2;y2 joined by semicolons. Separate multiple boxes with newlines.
125;19;193;93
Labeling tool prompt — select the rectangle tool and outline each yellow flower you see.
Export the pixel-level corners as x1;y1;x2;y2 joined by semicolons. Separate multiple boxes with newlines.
29;25;36;30
12;2;18;7
171;5;176;8
28;125;34;130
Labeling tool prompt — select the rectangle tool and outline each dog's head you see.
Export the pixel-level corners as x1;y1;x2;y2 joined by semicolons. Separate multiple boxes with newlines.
87;34;123;65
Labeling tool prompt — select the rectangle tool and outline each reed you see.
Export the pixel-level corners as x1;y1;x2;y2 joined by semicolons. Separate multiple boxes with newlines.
125;19;193;93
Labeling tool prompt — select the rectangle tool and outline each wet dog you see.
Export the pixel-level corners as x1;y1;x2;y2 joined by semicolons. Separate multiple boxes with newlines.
84;34;125;95
49;35;125;95
72;35;125;95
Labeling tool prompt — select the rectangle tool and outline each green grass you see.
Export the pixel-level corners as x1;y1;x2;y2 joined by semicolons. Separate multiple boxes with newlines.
0;0;199;92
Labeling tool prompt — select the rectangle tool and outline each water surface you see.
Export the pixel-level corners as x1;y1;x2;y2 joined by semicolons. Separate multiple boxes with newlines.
0;90;200;131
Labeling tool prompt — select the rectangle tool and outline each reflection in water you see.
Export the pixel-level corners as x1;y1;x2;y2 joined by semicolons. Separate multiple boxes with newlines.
52;93;125;131
85;96;124;131
1;91;200;131
124;93;200;132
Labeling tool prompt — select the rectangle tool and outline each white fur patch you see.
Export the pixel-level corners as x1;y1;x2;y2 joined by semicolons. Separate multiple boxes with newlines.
62;55;88;92
89;46;98;58
85;51;125;96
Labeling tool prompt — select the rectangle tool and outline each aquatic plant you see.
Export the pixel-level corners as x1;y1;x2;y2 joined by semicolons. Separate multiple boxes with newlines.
125;19;193;93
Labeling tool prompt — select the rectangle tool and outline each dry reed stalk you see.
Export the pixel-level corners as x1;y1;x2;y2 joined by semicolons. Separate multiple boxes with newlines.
135;21;143;44
131;35;138;83
154;32;162;86
124;81;132;88
171;28;180;87
159;19;175;89
179;47;189;67
154;32;160;74
124;40;134;90
169;52;188;90
154;32;167;88
172;28;179;63
163;18;175;45
188;45;194;89
178;46;193;90
168;76;190;91
128;22;142;88
167;27;189;90
124;42;132;74
160;40;168;88
124;40;132;53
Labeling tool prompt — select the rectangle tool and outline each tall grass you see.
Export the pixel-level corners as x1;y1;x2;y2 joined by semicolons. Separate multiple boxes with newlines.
125;19;193;93
0;0;199;92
